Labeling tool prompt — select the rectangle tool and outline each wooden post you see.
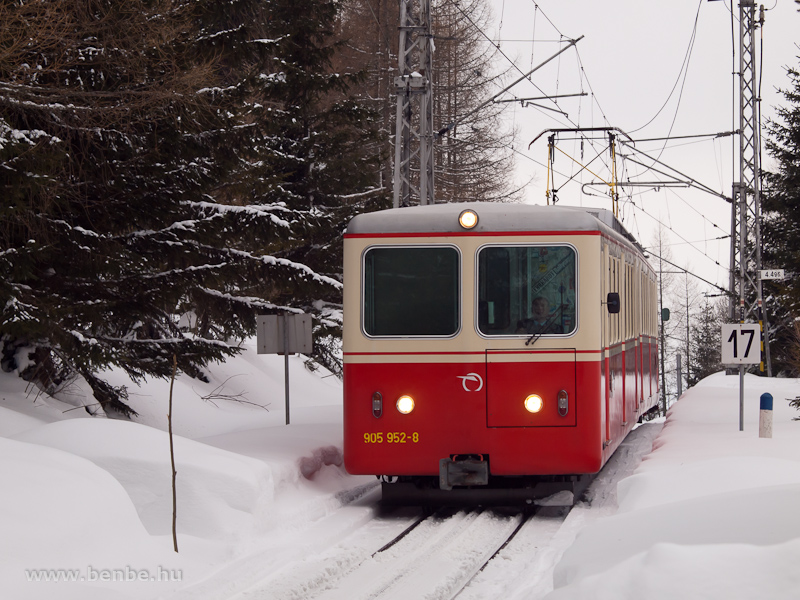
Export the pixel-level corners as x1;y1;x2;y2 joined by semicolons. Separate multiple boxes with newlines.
168;354;178;553
283;313;290;425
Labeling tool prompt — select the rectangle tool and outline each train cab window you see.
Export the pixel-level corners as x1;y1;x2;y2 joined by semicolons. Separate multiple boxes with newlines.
478;245;577;337
363;246;459;337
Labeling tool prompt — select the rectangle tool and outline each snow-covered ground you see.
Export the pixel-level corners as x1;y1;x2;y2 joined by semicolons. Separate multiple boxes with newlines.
1;341;799;599
549;372;800;600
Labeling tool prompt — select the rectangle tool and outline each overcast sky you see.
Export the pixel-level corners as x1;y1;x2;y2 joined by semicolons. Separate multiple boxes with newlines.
482;0;799;296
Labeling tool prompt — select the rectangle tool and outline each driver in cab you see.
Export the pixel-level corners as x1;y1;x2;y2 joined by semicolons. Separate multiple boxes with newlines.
516;296;559;334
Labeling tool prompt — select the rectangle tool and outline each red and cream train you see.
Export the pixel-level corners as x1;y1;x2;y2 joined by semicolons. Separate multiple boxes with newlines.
342;202;659;504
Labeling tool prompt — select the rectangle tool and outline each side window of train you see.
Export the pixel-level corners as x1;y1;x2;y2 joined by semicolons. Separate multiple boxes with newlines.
362;246;460;337
477;245;577;337
608;255;620;344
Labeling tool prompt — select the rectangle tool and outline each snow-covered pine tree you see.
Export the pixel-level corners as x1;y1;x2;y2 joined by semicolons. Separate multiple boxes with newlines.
0;0;376;414
1;0;242;416
246;0;386;260
762;56;800;375
687;298;725;386
230;0;387;375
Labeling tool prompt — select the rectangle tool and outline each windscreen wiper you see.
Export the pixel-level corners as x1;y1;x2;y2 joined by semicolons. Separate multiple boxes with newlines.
524;311;562;347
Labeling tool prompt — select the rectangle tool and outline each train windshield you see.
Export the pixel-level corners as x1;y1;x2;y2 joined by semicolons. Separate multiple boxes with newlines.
478;245;577;336
363;246;460;337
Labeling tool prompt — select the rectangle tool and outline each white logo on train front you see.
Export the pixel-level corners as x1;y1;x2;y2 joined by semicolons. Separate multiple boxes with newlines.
458;373;484;392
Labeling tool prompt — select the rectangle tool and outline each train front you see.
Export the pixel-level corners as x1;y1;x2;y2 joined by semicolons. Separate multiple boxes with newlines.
342;203;608;505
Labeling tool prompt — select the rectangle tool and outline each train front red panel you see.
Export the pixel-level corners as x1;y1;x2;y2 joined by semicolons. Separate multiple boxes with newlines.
344;361;487;475
343;358;605;477
486;351;577;428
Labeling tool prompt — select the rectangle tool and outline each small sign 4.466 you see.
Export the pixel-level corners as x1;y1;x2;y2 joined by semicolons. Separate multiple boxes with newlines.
721;324;761;365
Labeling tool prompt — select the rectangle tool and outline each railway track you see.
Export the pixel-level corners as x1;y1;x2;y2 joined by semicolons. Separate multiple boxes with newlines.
323;508;526;600
230;505;567;600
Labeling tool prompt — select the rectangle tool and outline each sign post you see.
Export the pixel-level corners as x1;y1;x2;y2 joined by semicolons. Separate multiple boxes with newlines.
257;314;313;424
721;323;761;431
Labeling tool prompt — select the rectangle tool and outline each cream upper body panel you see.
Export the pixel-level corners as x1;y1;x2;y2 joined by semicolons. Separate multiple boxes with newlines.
343;203;653;364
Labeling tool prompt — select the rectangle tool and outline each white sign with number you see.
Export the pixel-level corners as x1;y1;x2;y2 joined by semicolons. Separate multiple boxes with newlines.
759;269;785;280
721;324;761;365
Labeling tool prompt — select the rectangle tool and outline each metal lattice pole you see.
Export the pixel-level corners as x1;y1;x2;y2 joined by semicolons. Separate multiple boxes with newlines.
393;0;435;207
729;1;771;375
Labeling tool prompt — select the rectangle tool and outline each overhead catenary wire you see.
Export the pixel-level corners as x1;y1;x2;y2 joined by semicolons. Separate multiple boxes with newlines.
525;0;566;38
545;29;728;290
473;0;610;170
529;3;537;67
456;3;581;126
495;38;567;43
632;0;705;180
624;196;730;282
671;235;731;246
629;0;704;135
661;185;729;243
436;35;584;137
478;0;731;287
642;248;731;296
571;49;617;176
628;131;737;144
490;0;733;197
573;49;613;131
617;142;730;202
497;2;618;177
642;137;731;152
614;150;727;273
507;139;732;290
451;0;616;179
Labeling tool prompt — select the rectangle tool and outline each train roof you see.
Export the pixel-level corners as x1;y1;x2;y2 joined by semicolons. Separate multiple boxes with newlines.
346;202;644;252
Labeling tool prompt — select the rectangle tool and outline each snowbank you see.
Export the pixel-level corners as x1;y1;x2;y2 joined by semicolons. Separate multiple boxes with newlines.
0;435;191;600
14;419;276;540
0;346;364;600
548;372;800;600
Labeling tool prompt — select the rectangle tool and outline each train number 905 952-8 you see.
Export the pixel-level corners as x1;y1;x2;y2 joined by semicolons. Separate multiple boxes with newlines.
364;432;419;444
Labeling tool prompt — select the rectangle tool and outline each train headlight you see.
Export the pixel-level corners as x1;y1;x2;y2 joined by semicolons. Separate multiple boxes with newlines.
396;395;415;414
458;209;478;229
524;394;544;414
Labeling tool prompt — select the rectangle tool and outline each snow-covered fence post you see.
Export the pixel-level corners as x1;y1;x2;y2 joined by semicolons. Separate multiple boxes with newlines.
759;392;773;438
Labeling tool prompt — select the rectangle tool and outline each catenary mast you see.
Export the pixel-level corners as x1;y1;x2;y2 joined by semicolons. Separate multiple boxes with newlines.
393;0;435;207
729;1;770;375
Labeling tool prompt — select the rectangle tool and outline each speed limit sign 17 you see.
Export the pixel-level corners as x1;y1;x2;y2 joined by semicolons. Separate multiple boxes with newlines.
721;324;761;365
